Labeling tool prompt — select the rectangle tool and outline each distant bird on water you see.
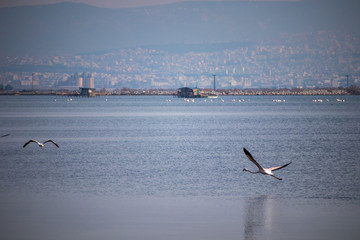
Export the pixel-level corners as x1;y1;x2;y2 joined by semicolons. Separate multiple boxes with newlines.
1;133;10;137
23;139;59;148
242;148;291;180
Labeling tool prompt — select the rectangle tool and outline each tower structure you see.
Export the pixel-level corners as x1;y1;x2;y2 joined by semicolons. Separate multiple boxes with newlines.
213;74;216;91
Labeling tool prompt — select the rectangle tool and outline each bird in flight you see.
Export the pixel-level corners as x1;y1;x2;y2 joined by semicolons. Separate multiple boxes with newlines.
242;148;291;180
23;139;59;148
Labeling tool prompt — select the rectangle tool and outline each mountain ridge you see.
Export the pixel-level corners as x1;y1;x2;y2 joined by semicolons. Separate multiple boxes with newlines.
0;1;359;56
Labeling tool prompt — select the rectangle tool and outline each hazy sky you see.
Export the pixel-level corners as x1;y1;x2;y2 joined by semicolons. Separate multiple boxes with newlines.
0;0;299;8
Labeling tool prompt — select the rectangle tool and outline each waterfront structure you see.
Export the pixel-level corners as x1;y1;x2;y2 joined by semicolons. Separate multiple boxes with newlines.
177;87;220;98
177;87;202;98
80;87;96;97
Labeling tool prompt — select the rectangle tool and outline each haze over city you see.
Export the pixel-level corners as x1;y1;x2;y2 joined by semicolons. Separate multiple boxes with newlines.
0;0;359;90
0;0;300;8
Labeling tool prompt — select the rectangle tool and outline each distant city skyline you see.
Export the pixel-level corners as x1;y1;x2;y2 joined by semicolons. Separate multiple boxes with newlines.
0;0;299;8
0;0;358;90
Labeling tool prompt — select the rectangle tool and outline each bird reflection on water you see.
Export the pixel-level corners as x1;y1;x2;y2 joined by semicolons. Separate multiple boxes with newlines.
244;195;274;240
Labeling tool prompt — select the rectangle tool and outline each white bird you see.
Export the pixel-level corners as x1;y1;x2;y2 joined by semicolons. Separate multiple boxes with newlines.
23;139;59;148
242;148;291;180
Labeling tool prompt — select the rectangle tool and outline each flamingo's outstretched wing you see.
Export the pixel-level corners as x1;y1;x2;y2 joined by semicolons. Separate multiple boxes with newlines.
243;148;264;170
269;162;292;171
44;140;59;148
23;140;39;148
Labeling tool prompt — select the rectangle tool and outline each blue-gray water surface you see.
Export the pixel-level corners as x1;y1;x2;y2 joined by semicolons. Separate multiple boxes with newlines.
0;95;359;240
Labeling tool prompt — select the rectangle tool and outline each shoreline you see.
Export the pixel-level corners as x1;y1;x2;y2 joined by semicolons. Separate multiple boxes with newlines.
0;87;359;96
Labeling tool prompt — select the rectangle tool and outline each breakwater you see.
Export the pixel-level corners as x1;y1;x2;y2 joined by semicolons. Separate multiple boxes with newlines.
0;87;359;96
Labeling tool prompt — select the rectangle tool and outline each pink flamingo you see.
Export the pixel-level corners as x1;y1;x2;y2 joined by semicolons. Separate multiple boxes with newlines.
243;148;291;180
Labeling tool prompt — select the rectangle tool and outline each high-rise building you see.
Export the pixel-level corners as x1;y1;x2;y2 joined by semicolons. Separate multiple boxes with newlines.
76;76;83;87
83;73;94;88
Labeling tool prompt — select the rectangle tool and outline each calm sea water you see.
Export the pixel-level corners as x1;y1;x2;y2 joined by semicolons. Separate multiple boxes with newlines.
0;95;359;240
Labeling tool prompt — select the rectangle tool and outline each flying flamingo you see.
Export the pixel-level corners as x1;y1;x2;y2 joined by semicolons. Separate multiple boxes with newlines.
242;148;291;180
23;139;59;148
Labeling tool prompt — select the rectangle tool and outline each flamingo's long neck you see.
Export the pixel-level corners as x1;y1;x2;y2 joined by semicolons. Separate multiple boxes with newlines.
243;168;259;174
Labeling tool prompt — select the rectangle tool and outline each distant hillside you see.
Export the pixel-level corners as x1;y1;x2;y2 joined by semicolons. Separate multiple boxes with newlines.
0;0;359;56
